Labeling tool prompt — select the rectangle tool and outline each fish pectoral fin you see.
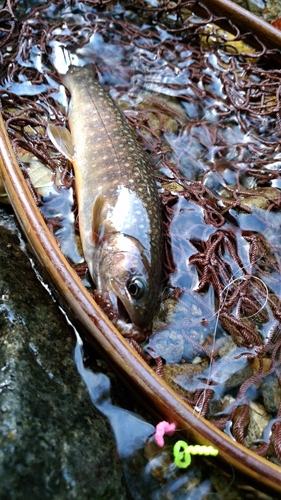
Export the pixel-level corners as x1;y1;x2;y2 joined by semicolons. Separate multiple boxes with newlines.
92;194;114;245
47;124;74;161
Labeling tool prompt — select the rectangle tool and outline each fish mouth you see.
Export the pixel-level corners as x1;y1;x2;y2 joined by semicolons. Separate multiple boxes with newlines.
117;297;131;323
108;290;132;323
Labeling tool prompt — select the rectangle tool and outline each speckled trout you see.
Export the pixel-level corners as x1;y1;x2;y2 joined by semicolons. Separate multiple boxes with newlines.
48;65;162;328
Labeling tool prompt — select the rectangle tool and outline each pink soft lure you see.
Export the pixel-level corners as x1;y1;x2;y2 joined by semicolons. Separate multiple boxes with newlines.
154;421;176;447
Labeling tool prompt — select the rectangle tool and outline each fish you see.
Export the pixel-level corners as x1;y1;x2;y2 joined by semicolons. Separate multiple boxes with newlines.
48;64;162;329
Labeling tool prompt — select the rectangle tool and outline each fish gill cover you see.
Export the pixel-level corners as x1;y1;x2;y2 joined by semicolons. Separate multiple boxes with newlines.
1;0;281;465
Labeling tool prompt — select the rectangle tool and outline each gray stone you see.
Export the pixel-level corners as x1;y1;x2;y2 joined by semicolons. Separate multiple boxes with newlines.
247;0;265;14
0;216;127;500
261;373;281;414
145;328;184;364
231;0;281;23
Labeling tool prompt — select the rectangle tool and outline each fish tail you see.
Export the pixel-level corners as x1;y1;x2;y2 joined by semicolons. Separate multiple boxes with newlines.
49;42;92;76
49;42;98;84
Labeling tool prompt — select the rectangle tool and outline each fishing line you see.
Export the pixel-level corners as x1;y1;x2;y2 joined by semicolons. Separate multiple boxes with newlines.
192;255;269;418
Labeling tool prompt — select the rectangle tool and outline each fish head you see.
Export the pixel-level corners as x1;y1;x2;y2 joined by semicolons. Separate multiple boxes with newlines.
95;233;160;328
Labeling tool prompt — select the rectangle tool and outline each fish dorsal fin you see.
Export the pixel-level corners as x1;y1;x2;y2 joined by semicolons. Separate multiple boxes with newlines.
92;194;116;245
47;124;74;161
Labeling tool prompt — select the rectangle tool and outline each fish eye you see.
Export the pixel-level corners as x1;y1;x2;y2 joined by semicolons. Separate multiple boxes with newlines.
127;277;146;300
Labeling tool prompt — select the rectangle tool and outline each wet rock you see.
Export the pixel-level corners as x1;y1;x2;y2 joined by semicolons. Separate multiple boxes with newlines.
247;0;265;15
239;187;280;210
210;462;275;500
231;0;248;9
0;218;127;500
217;336;237;357
162;363;206;399
231;0;281;23
245;401;271;448
206;353;253;392
220;187;280;210
261;373;281;414
146;329;184;364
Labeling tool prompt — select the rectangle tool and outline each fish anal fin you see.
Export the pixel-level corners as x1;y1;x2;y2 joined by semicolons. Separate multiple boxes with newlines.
47;124;74;161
